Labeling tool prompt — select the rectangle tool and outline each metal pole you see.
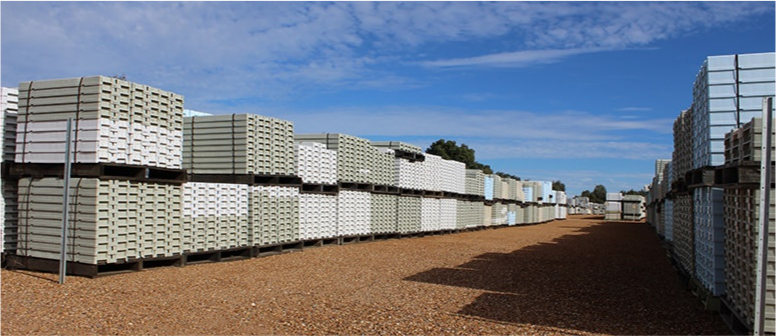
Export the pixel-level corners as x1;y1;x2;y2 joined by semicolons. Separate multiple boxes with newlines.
754;97;773;335
59;118;73;284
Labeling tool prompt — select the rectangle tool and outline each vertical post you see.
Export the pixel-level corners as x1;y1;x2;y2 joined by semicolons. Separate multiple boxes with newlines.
59;118;73;284
754;97;773;335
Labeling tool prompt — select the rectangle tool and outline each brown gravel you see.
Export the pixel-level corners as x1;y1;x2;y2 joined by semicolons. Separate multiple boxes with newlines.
2;215;732;335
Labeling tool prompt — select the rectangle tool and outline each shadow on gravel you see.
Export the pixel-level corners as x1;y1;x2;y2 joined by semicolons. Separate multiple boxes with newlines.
404;219;729;335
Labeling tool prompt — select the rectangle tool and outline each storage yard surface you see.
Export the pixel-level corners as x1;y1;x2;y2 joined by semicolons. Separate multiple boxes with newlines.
1;216;729;335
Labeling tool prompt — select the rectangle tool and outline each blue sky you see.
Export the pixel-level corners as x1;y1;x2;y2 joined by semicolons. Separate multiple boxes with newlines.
2;2;774;196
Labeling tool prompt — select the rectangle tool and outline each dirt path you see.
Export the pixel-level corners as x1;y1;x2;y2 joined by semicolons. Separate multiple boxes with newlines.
1;215;731;335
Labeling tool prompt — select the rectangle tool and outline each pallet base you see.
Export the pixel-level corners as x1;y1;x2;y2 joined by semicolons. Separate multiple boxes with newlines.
302;237;341;248
5;220;560;278
719;297;753;336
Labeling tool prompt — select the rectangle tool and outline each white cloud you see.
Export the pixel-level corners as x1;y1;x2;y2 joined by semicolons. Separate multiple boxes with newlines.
2;1;771;100
276;106;674;141
617;107;653;112
469;140;672;161
420;48;604;68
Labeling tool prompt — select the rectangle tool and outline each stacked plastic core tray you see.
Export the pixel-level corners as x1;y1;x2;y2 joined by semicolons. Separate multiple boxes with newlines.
673;194;695;274
465;169;484;197
182;183;249;252
248;186;300;245
420;198;441;232
16;177;183;265
16;76;184;168
184;114;295;175
371;141;423;154
457;200;484;229
395;157;423;190
440;198;457;230
337;190;371;236
299;193;338;240
295;142;337;184
398;196;422;233
416;153;467;193
1;87;18;253
371;193;398;234
295;133;376;184
723;117;776;333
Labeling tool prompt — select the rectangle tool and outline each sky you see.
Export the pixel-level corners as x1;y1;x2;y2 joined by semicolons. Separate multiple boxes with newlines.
1;1;774;197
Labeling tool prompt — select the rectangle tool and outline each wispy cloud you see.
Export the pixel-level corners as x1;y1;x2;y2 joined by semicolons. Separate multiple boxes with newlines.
617;107;653;112
277;106;674;141
470;140;672;161
420;48;605;68
2;1;772;104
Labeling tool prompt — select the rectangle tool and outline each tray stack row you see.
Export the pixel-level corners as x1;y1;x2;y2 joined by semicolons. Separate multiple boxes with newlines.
17;177;182;265
184;114;295;175
371;193;398;234
299;193;338;240
16;76;184;168
249;186;300;246
182;183;249;252
296;142;337;185
295;134;376;184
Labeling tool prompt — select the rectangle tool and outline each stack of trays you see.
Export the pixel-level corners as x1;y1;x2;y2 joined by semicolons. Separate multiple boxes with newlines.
371;141;422;154
492;203;508;225
295;133;375;184
248;186;299;245
439;198;457;230
421;154;442;191
17;177;182;264
673;194;695;274
522;182;538;202
184;113;295;175
395;158;423;190
295;142;337;184
1;87;18;253
182;183;249;252
724;187;776;330
2;87;18;161
0;179;4;253
337;190;370;236
465;169;484;197
439;158;465;194
457;200;484;229
373;148;396;186
484;175;495;200
370;193;398;234
398;196;421;233
420;197;441;232
299;193;338;240
500;180;509;200
507;204;518;225
483;205;493;226
673;109;694;183
524;204;536;224
515;204;525;224
506;179;524;202
693;187;726;296
692;52;775;168
16;76;184;168
664;199;674;242
491;175;503;200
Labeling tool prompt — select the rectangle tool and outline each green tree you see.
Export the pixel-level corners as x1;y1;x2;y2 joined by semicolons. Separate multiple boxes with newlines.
552;180;566;191
621;189;648;197
580;184;607;204
426;139;493;174
495;172;521;181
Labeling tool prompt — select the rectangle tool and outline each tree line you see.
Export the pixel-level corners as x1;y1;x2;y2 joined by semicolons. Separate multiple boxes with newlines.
425;139;565;192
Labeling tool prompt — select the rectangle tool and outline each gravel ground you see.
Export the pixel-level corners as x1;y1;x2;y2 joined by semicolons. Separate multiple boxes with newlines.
2;215;732;335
